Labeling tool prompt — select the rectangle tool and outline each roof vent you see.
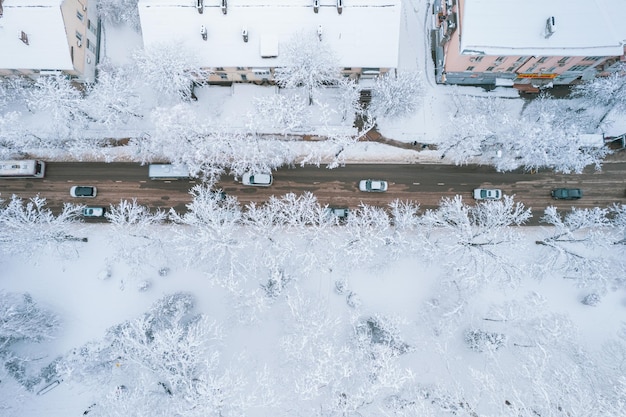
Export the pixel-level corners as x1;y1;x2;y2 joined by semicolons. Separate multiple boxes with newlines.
221;0;227;15
545;16;556;38
20;30;29;45
242;27;248;43
200;25;207;41
313;0;319;13
317;25;323;41
337;0;343;14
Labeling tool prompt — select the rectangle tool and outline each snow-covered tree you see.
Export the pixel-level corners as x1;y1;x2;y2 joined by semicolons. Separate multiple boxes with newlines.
536;206;616;291
572;64;626;128
83;61;144;129
131;43;211;104
421;195;531;289
169;185;247;290
25;75;89;142
274;31;340;105
440;94;610;173
0;291;59;353
341;204;393;270
97;0;141;31
0;194;85;260
104;199;167;274
368;71;424;120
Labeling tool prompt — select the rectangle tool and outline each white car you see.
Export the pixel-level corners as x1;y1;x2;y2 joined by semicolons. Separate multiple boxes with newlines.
242;172;273;187
83;207;105;217
473;188;502;200
70;186;97;198
359;179;388;192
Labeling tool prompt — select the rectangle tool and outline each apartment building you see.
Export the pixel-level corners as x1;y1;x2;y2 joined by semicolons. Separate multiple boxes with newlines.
0;0;100;82
138;0;401;84
432;0;626;91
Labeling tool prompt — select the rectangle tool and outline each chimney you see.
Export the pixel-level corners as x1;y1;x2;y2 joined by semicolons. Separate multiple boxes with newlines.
196;0;203;14
313;0;319;13
0;0;4;18
317;25;322;41
242;27;248;43
200;25;207;41
337;0;343;14
221;0;227;15
20;31;29;45
545;16;556;38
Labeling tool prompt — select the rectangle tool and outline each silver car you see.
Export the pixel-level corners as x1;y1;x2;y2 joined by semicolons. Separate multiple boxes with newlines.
359;179;388;192
242;172;273;186
473;188;502;200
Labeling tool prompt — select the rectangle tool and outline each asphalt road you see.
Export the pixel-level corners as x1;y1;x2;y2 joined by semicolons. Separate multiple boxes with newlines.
1;162;625;224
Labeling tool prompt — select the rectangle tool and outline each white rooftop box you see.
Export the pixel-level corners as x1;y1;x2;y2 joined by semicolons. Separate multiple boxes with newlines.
260;35;279;58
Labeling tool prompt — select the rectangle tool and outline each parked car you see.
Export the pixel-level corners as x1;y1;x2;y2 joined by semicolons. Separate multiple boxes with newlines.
83;207;105;217
242;172;273;186
551;188;583;200
359;179;388;192
70;186;97;198
473;188;502;200
324;207;349;221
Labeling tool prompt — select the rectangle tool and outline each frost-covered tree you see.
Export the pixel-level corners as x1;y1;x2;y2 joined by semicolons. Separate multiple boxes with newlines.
421;195;531;289
0;291;59;353
368;71;424;120
83;62;144;129
536;206;616;291
440;94;610;173
105;199;167;274
0;195;85;260
132;43;211;103
25;75;89;142
97;0;141;31
274;31;340;105
133;104;294;181
341;204;393;270
169;185;247;290
572;64;626;128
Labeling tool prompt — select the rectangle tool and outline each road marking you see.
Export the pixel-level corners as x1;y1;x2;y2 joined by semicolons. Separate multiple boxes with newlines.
115;180;122;183
313;182;320;184
412;182;420;185
140;180;146;183
437;182;445;186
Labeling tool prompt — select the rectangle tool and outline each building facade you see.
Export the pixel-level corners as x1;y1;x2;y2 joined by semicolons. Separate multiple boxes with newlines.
138;0;401;85
432;0;626;91
0;0;100;82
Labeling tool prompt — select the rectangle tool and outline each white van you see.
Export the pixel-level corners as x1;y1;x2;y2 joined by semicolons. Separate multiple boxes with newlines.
242;172;273;186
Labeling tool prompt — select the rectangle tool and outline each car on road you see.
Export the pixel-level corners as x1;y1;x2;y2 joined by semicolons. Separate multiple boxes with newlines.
83;207;105;217
324;207;349;221
551;188;583;200
359;179;388;192
473;188;502;200
70;186;97;198
242;172;273;187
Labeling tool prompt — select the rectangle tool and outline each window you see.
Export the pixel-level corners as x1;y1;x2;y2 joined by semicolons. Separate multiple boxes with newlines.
537;57;548;63
558;57;569;64
76;10;84;21
516;56;526;62
495;56;506;63
241;74;247;81
76;31;82;41
568;64;591;72
215;67;224;71
583;56;602;61
506;66;515;72
486;66;495;71
466;66;475;71
87;19;97;35
470;56;483;62
546;67;556;73
86;38;96;54
219;73;228;80
236;67;245;70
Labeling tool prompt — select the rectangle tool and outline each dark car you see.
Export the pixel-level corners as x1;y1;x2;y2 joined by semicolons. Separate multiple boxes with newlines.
551;188;583;200
70;186;97;198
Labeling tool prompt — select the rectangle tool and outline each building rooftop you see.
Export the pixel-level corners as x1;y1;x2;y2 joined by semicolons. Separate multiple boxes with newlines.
138;0;401;68
0;0;73;71
459;0;626;56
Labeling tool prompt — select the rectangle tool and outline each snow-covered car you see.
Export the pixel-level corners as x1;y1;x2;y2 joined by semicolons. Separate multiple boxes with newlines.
473;188;502;200
70;186;97;198
324;207;349;221
242;172;273;187
551;188;583;200
82;207;105;217
359;179;388;192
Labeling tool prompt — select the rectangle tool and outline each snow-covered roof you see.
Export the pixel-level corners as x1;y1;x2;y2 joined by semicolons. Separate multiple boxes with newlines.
138;0;401;68
0;0;73;71
460;0;626;56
